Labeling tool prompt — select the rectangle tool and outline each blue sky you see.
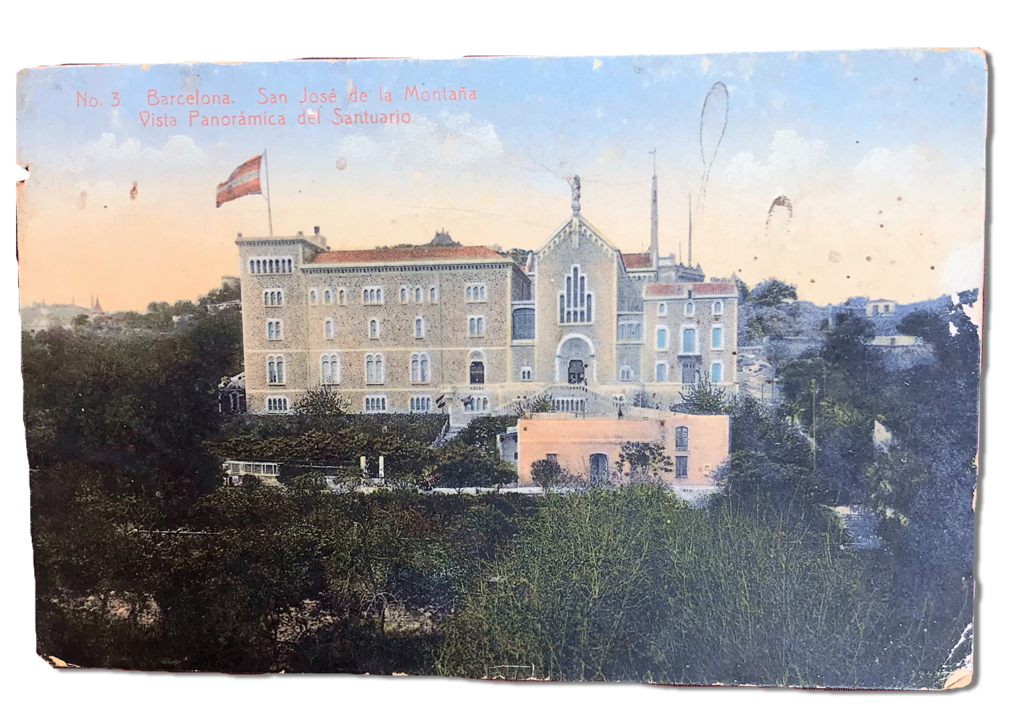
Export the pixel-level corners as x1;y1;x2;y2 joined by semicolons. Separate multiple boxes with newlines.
17;49;987;310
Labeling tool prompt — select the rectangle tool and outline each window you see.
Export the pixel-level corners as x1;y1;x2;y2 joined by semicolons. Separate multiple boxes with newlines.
365;353;385;383
368;319;379;339
324;289;332;305
618;321;642;341
321;353;340;384
682;327;697;354
363;287;383;304
263;289;283;307
309;289;318;306
546;453;558;463
711;362;722;383
619;365;634;382
414;316;424;339
414;287;423;303
685;301;695;316
266;319;282;340
559;266;593;323
512;308;535;340
884;304;891;313
410;395;431;412
249;256;294;275
675;456;688;479
463;395;490;412
656;326;668;350
466;284;487;301
872;304;879;315
521;366;533;381
657;302;667;317
675;426;689;450
266;355;285;385
364;396;387;412
411;353;430;383
267;396;289;413
324;318;334;339
468;316;485;337
711;325;723;349
713;301;723;315
339;289;347;306
469;359;485;385
429;286;437;303
400;287;408;303
656;362;667;382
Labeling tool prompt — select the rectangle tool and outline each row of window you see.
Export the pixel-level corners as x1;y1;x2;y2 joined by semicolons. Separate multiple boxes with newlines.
267;353;489;386
656;300;725;317
264;395;445;414
249;257;294;275
654;361;724;383
655;325;725;352
269;316;482;342
305;285;489;307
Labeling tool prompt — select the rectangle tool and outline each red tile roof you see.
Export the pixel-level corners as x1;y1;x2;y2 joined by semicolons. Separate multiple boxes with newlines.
692;282;738;295
647;282;738;297
621;253;652;269
310;245;506;265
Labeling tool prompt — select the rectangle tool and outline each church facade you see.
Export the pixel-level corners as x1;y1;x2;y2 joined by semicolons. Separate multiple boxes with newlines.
236;176;739;417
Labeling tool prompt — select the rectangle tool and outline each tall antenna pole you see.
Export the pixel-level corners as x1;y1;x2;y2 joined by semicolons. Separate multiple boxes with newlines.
687;192;693;267
263;148;274;236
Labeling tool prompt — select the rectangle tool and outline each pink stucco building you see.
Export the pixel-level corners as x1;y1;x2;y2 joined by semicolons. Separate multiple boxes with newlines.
516;410;730;488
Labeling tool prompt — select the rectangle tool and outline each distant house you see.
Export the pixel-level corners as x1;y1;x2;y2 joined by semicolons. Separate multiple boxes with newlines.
865;298;897;317
867;335;933;369
219;372;247;414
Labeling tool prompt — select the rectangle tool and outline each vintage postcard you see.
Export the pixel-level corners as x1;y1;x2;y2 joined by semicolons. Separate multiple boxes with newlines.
17;50;985;687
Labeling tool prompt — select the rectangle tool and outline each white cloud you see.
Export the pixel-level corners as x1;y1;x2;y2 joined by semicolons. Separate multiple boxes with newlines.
75;132;206;170
337;111;503;168
724;130;828;191
853;144;937;187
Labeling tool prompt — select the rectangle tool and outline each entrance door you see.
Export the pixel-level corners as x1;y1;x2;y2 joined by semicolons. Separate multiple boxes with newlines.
681;360;697;384
568;359;585;384
589;453;609;484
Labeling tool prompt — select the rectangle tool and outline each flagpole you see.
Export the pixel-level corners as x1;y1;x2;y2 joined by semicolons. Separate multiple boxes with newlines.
264;148;274;236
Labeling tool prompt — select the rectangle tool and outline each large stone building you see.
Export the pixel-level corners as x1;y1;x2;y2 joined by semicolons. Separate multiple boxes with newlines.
236;175;739;417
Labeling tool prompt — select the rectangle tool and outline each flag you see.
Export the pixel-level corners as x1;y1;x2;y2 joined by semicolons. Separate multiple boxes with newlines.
216;154;262;208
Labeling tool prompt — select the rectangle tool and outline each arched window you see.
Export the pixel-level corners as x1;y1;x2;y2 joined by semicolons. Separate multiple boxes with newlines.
675;426;689;450
324;319;334;339
339;289;347;305
400;287;408;303
411;353;430;383
521;366;533;381
429;287;437;303
310;289;318;305
368;319;379;339
267;355;284;385
685;301;695;316
420;355;429;383
321;353;339;384
469;356;485;385
414;317;424;338
560;266;592;323
619;365;634;382
411;354;421;383
657;302;667;317
365;354;385;383
324;289;332;304
415;287;422;303
713;301;723;315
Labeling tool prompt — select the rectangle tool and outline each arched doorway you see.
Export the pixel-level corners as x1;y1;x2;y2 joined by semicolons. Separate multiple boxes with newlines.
589;453;609;484
555;334;596;384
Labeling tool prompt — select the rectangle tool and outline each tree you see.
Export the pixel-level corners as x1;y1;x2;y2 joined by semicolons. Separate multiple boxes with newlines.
530;458;564;490
676;370;731;414
429;442;517;491
72;313;90;328
294;386;350;417
748;278;797;306
615;441;671;482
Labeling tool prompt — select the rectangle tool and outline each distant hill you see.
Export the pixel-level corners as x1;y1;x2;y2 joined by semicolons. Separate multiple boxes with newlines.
21;302;90;332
